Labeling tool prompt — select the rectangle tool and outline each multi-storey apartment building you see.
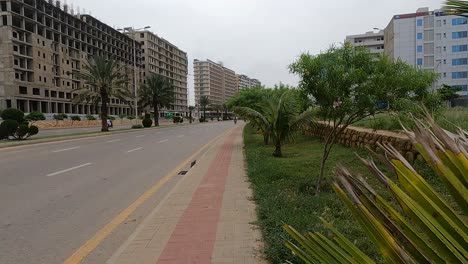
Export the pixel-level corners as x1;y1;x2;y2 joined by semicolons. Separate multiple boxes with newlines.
346;30;385;54
131;30;188;117
0;0;143;115
385;7;468;97
194;59;237;106
236;74;262;90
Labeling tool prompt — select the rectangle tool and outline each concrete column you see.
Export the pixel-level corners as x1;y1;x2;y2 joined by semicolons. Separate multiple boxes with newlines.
25;99;30;113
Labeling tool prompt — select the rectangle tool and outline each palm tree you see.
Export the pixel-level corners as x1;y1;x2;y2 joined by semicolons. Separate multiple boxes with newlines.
199;96;210;121
444;0;468;15
139;74;174;126
73;56;129;132
234;91;315;157
188;105;195;123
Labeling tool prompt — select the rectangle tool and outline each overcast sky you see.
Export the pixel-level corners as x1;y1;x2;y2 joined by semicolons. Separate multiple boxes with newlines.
70;0;443;104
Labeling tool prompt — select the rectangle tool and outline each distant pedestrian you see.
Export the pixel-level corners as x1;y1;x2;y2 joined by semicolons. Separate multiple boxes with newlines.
234;116;237;124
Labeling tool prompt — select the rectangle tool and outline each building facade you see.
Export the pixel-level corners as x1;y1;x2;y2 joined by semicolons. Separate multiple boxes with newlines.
236;74;261;90
131;30;188;117
194;59;237;106
0;0;143;115
385;7;468;97
346;30;385;54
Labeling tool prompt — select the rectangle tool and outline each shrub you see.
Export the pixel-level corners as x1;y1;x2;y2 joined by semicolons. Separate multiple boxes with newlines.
199;117;206;123
119;114;126;120
108;116;116;121
86;115;96;121
25;111;46;122
1;108;24;122
16;124;30;139
28;125;39;136
0;120;19;139
127;116;135;120
138;115;144;120
70;115;81;122
142;118;152;128
132;124;143;129
173;116;183;123
53;113;68;121
144;113;151;119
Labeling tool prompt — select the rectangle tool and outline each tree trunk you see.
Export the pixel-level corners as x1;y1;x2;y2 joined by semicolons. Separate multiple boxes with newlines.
272;142;282;157
189;111;192;123
101;95;109;132
203;107;206;120
315;139;334;195
154;105;159;126
263;134;269;145
217;109;220;121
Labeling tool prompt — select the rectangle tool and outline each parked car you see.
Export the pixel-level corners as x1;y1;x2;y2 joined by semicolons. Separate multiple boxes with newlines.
107;119;113;128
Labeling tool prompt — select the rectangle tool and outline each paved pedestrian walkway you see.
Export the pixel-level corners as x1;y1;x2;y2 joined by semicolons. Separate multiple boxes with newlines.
107;125;265;264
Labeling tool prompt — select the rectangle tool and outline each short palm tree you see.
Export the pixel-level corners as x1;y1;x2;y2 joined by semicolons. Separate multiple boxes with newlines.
234;91;315;157
188;105;195;123
199;96;210;121
73;56;129;132
139;74;174;126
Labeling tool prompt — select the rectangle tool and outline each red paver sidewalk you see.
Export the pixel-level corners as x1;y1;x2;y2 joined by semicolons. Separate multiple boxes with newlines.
107;125;265;264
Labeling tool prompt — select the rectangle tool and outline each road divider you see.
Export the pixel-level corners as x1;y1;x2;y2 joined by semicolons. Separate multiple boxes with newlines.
46;163;92;177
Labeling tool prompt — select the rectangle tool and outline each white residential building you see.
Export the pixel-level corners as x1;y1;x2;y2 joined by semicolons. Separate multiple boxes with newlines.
385;7;468;97
346;30;385;54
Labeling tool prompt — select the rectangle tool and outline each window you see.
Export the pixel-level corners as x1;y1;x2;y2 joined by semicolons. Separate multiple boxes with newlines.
66;93;71;99
417;58;423;65
453;58;468;65
59;92;64;98
45;89;49;97
43;77;46;83
444;59;447;64
51;91;57;98
6;100;11;108
452;31;468;39
452;71;468;79
443;33;446;38
140;32;144;38
33;88;40;95
452;18;468;25
452;45;468;52
417;33;423;40
417;46;423;53
443;19;447;25
43;66;46;71
417;19;423;26
443;72;447;78
43;53;45;58
444;46;447;52
13;45;18;52
38;51;40;56
19;86;27;94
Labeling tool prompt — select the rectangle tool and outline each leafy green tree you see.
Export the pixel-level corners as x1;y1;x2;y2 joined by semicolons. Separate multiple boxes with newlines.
438;84;461;102
199;96;210;121
1;108;25;123
53;113;68;125
227;87;268;112
234;90;315;157
290;42;436;193
211;104;222;121
72;56;130;132
139;74;174;127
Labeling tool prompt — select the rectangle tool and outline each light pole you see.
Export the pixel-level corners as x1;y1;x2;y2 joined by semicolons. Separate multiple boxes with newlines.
117;26;150;121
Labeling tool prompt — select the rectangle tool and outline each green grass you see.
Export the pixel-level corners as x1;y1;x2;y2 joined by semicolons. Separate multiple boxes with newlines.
243;125;383;263
353;108;468;132
243;124;443;263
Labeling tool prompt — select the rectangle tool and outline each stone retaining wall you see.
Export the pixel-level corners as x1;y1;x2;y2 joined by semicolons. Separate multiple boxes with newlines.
303;123;420;162
32;119;171;129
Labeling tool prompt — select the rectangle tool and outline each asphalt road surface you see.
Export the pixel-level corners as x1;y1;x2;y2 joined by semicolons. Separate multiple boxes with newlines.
0;122;234;264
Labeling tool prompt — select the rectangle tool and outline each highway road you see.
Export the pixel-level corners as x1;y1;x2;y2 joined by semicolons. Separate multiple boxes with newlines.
0;122;234;264
36;121;173;137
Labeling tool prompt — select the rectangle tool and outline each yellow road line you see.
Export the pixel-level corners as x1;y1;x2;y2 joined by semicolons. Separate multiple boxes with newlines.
63;127;233;264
